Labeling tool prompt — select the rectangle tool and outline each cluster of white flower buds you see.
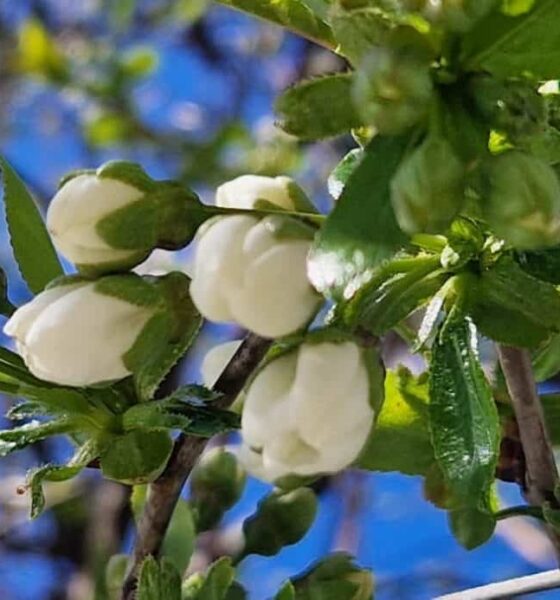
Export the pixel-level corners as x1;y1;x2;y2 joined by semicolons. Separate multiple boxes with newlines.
3;163;381;484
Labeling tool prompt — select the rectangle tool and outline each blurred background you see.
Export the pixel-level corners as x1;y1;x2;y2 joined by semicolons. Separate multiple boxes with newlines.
0;1;558;599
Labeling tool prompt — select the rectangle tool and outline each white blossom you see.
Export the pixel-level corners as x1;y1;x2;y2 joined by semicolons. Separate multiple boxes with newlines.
239;341;374;482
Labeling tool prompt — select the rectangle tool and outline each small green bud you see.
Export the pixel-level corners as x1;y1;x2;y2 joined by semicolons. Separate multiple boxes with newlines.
190;448;247;532
391;135;465;234
470;76;546;143
242;488;318;557
292;553;374;600
482;150;560;249
352;28;434;135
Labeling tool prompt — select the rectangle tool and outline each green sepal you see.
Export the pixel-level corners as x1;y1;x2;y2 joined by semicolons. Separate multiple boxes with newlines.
123;272;203;400
275;73;364;140
137;556;181;600
242;488;318;558
97;160;157;192
99;429;173;484
429;317;500;507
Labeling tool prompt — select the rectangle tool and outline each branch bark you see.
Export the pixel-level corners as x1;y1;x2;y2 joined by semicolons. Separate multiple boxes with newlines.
496;345;560;557
121;333;271;600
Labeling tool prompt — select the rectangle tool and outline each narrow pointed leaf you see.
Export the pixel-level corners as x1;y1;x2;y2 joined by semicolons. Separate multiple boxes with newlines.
0;156;63;293
138;557;181;600
0;417;75;457
429;318;500;505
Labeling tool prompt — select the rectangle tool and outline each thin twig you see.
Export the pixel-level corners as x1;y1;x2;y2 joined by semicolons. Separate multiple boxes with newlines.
434;569;560;600
121;333;271;600
496;345;560;558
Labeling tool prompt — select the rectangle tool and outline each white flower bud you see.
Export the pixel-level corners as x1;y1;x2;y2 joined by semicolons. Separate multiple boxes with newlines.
190;215;320;338
216;175;296;211
47;173;146;270
47;162;204;275
4;281;155;386
239;341;375;483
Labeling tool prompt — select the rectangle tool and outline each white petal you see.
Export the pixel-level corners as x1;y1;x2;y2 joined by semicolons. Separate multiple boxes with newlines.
200;340;242;387
216;175;295;211
22;284;152;386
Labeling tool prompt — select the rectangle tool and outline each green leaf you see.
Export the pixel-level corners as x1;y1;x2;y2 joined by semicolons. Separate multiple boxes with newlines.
429;318;500;506
533;334;560;381
516;246;560;284
308;135;410;299
539;395;560;444
162;500;196;574
357;368;434;476
274;582;296;600
327;149;363;201
191;558;235;600
214;0;335;49
330;7;390;64
468;257;560;347
461;0;560;79
0;267;15;316
0;417;76;457
137;556;181;600
275;74;363;140
449;507;496;550
344;258;446;335
0;157;63;293
27;439;99;518
99;430;173;484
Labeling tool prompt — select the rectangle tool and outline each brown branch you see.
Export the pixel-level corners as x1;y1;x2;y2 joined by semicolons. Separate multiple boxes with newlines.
496;345;560;557
121;333;271;600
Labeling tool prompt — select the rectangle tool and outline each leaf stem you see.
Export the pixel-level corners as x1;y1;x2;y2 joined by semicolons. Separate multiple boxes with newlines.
494;505;544;522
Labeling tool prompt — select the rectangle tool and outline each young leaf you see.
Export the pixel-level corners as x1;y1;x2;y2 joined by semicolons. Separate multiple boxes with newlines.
0;417;75;457
99;430;173;484
357;368;434;476
137;556;181;600
161;500;196;574
214;0;335;49
275;74;363;140
461;0;560;79
308;135;410;299
274;582;296;600
533;334;560;381
27;438;99;518
468;257;560;347
189;557;235;600
0;156;63;293
328;149;363;201
429;318;500;506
